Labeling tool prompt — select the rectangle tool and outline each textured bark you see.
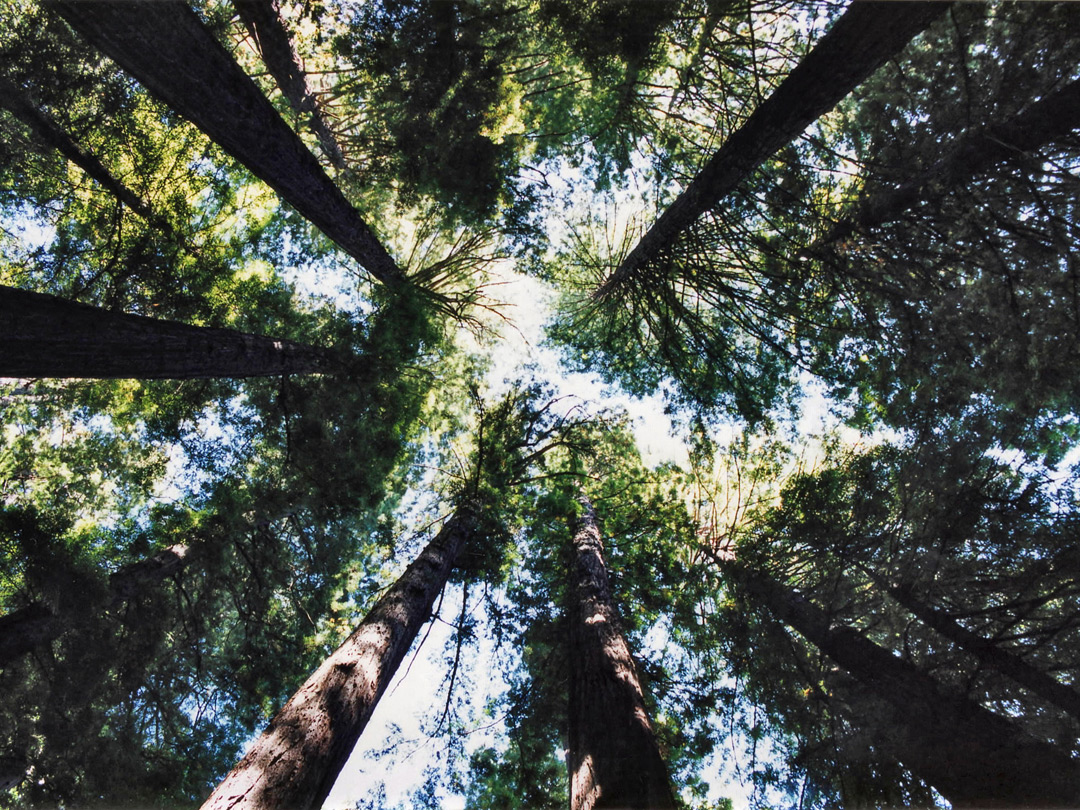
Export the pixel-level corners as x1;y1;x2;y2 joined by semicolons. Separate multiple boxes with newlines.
50;0;403;286
821;75;1080;247
568;497;677;810
596;2;946;299
879;574;1080;723
735;564;1080;808
233;0;346;170
201;506;478;810
1;285;339;379
0;543;189;667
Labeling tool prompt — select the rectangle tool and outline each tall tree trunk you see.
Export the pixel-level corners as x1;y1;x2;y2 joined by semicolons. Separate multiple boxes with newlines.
733;563;1080;808
49;0;404;286
201;504;479;810
0;543;189;667
875;571;1080;723
568;496;677;810
819;75;1080;249
1;285;339;379
232;0;346;170
595;2;946;300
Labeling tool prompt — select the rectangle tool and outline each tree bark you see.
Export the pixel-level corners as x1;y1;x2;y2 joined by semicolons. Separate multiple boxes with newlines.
232;0;346;171
819;75;1080;248
879;573;1080;724
734;564;1080;808
49;0;403;286
0;543;189;667
568;496;677;810
595;2;946;300
201;504;479;810
0;285;340;379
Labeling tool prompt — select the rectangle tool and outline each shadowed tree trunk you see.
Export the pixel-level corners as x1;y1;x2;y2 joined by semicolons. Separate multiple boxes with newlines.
568;496;677;810
233;0;346;170
596;1;946;299
0;543;189;667
818;75;1080;248
50;0;404;286
870;569;1080;723
0;75;167;231
733;563;1080;808
201;503;480;810
1;285;340;379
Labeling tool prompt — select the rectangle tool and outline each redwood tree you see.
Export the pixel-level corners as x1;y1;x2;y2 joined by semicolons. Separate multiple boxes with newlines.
595;1;946;299
732;563;1080;808
50;0;404;285
201;502;481;810
568;495;676;810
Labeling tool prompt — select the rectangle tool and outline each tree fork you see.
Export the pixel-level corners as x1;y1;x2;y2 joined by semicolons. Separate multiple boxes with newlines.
201;504;479;810
568;495;677;810
733;564;1080;807
49;0;404;286
595;1;946;299
0;285;341;379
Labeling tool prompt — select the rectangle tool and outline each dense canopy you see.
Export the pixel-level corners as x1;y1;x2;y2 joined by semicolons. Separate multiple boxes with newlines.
1;1;1079;808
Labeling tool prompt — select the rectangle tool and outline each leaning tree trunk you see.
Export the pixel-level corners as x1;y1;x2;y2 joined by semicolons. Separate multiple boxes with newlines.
233;0;346;170
0;75;172;236
0;543;189;667
873;571;1080;723
201;504;479;810
819;75;1080;248
568;496;677;810
596;1;946;299
734;564;1080;808
1;285;339;379
49;0;403;286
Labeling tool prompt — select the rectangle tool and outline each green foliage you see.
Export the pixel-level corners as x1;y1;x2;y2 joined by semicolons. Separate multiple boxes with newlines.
2;0;1079;806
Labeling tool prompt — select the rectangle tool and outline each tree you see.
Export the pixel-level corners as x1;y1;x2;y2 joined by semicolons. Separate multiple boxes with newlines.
730;562;1080;807
233;0;347;171
0;74;175;239
815;74;1080;249
4;2;1080;807
201;501;482;810
1;284;342;379
201;385;569;809
0;539;188;667
869;567;1080;723
50;0;404;285
595;1;946;299
568;494;676;810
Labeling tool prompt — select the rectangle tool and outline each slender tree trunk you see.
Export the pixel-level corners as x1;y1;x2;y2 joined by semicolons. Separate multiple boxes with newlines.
232;0;346;170
0;75;167;230
0;543;189;667
876;572;1080;723
568;496;677;810
819;75;1080;248
49;0;404;286
201;504;479;810
733;564;1080;808
1;285;339;379
595;2;946;299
